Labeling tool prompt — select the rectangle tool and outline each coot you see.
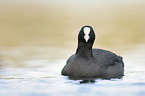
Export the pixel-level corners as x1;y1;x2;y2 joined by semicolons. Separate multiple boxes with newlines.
61;25;124;79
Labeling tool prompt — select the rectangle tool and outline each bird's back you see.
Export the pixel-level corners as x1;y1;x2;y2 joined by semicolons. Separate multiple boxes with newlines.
62;48;124;78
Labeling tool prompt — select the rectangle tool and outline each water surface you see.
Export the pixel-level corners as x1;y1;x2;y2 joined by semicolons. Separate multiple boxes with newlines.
0;0;145;96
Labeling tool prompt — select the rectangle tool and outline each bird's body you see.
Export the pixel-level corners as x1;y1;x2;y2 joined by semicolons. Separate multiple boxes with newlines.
61;25;124;79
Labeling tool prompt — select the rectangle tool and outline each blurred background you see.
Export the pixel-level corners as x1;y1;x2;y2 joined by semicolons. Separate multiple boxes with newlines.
0;0;145;96
0;0;145;63
0;0;145;48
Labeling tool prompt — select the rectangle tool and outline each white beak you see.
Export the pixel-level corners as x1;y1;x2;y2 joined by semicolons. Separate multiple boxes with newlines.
83;27;90;42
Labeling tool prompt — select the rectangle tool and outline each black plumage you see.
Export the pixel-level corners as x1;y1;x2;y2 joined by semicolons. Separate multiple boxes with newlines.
61;25;124;79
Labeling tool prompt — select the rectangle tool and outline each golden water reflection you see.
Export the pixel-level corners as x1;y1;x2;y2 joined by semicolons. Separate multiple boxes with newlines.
0;1;145;49
0;1;145;67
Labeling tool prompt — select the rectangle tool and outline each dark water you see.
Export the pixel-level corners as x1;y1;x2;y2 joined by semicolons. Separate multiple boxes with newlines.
0;0;145;96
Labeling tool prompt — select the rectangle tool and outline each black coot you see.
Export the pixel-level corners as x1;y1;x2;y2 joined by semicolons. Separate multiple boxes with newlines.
61;25;124;79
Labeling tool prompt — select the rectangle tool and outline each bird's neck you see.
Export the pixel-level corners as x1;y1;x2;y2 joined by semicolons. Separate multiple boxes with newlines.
76;42;93;58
